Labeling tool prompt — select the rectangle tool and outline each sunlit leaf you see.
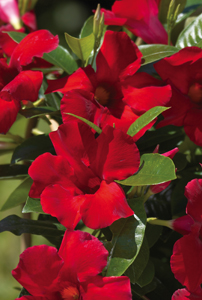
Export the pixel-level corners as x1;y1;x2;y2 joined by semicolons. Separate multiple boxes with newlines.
127;106;169;137
139;44;179;65
176;12;202;48
116;154;176;186
80;16;94;38
22;197;45;214
65;32;95;62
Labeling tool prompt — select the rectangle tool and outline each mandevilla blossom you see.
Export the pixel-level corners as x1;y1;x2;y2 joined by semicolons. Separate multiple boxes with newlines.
172;287;202;300
29;122;140;229
0;29;58;134
46;31;171;140
155;47;202;146
12;230;132;300
170;178;202;292
100;0;168;44
0;0;21;29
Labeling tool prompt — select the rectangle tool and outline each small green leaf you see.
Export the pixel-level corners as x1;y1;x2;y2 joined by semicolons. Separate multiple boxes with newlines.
11;134;55;164
65;113;102;134
116;153;176;186
145;223;163;248
22;197;45;214
106;198;147;276
65;32;95;62
1;177;33;211
80;16;94;38
139;44;179;65
176;12;202;48
127;106;169;137
7;31;78;74
158;0;186;23
136;260;155;287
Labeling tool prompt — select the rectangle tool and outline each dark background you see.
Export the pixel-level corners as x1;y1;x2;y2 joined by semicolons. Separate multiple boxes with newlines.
35;0;115;45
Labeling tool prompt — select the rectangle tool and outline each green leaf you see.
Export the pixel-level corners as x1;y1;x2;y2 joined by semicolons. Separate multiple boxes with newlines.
145;223;163;248
65;32;95;62
125;237;150;284
80;16;94;38
158;0;186;23
22;197;45;214
176;12;202;48
127;106;169;137
19;107;58;119
65;113;102;134
0;164;28;179
185;0;202;7
139;44;179;65
106;198;147;276
116;153;176;186
136;260;155;287
7;31;78;74
1;177;33;211
0;214;64;236
11;134;55;164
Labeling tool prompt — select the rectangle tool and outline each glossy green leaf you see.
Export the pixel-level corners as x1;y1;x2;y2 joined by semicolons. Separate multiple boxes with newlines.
0;214;63;236
136;260;155;287
106;198;147;276
11;134;55;164
127;106;169;137
116;153;176;186
80;16;94;38
1;177;33;211
185;0;202;7
176;12;202;48
124;237;150;284
0;164;28;179
65;32;95;62
139;44;179;65
7;31;78;74
22;197;45;214
65;113;102;134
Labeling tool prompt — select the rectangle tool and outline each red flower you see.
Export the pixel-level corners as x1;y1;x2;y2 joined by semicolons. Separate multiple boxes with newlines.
100;0;168;44
154;47;202;146
170;178;202;292
172;287;202;300
12;230;132;300
0;29;58;133
29;122;140;229
46;31;171;140
0;0;20;29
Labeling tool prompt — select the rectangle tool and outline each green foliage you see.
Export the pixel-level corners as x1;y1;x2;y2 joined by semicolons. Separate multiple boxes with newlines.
136;259;155;287
65;113;102;134
22;197;44;214
127;106;169;137
116;153;176;186
106;198;147;276
65;32;95;63
0;164;28;179
0;177;33;211
19;107;58;119
176;12;202;48
139;44;179;65
158;0;186;23
11;134;55;164
80;16;94;38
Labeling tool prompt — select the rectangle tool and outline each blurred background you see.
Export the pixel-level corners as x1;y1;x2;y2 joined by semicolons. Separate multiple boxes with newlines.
0;1;114;299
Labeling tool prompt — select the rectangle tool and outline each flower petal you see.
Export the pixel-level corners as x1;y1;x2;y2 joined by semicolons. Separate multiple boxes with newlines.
0;91;19;133
81;180;134;229
185;178;202;222
12;245;63;296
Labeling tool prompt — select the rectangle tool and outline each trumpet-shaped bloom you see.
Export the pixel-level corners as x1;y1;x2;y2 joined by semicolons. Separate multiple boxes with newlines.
46;31;171;140
12;230;132;300
0;29;58;133
170;178;202;292
29;122;140;229
154;47;202;146
100;0;168;44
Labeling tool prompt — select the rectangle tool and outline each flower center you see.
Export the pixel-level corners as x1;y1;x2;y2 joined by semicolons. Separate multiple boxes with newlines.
188;82;202;104
94;85;110;106
61;286;80;300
